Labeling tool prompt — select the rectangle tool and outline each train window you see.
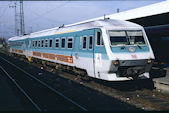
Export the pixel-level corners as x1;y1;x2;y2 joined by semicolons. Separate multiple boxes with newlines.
55;38;59;48
83;36;87;49
33;41;34;47
41;40;44;48
126;31;145;45
49;39;52;48
61;38;65;48
109;31;128;45
35;41;38;47
96;31;103;46
45;39;48;48
109;30;146;46
68;37;73;49
38;40;41;47
89;36;93;49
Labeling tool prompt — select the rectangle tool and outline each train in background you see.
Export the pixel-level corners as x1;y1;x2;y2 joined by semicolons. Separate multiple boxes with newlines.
144;25;169;64
128;12;169;65
8;19;155;81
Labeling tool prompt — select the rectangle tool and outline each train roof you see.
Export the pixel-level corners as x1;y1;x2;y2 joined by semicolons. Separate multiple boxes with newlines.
8;35;30;41
8;19;142;41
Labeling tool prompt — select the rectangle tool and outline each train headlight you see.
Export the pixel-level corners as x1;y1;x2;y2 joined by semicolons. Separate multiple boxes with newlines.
147;59;152;64
114;60;119;66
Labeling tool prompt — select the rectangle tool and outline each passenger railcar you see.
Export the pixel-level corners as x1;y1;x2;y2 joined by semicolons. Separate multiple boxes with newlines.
8;19;155;81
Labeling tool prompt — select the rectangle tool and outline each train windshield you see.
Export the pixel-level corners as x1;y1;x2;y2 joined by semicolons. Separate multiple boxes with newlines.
109;30;146;46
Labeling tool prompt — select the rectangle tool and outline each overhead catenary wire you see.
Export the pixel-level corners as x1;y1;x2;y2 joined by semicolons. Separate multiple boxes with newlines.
0;2;13;18
9;2;18;36
24;1;70;33
27;1;69;24
0;1;17;38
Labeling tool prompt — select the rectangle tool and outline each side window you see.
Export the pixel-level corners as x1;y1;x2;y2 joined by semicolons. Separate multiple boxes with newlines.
49;39;52;48
61;38;65;48
33;40;34;47
55;38;59;48
28;40;31;48
35;40;37;47
68;37;73;49
41;40;44;48
45;39;48;48
38;40;40;47
96;31;103;46
83;36;87;49
89;36;93;49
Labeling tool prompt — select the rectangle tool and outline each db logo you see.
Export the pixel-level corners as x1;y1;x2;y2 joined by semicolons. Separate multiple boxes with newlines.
131;55;137;58
129;47;135;52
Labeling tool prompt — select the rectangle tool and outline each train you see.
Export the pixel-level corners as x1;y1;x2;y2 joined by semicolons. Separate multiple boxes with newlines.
145;25;169;63
8;19;155;81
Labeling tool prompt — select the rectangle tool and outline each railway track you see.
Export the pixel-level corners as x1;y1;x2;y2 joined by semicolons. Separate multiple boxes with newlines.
1;50;169;110
23;56;169;110
0;54;87;111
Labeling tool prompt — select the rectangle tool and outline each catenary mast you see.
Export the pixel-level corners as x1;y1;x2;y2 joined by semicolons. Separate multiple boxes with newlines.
9;2;18;36
20;0;25;35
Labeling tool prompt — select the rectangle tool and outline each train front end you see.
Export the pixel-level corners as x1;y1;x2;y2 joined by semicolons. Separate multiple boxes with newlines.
100;20;155;81
109;29;154;80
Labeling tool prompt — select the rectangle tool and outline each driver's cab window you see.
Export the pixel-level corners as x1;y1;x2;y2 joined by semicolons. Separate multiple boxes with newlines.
96;31;103;46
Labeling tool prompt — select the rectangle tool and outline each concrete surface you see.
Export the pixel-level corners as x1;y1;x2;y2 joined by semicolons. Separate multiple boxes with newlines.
153;67;169;93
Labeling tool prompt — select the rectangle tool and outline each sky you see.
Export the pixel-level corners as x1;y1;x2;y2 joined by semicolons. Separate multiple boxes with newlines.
0;0;165;39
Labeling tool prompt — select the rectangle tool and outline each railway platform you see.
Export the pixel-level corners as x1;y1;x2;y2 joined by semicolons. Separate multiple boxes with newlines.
152;66;169;93
0;73;24;110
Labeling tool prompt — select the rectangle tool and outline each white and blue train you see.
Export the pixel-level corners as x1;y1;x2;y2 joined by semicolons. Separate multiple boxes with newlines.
8;19;155;81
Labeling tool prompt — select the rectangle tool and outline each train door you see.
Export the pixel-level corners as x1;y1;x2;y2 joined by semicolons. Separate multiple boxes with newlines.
26;38;31;59
86;34;95;78
74;33;81;68
93;29;104;78
74;30;96;78
25;39;28;57
82;30;95;78
89;33;96;77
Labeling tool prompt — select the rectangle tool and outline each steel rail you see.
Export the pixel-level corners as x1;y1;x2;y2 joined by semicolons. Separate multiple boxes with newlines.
0;65;41;111
0;56;88;111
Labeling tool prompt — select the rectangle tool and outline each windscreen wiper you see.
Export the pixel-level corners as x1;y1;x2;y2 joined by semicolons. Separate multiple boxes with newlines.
118;44;126;50
137;44;142;49
121;46;125;49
